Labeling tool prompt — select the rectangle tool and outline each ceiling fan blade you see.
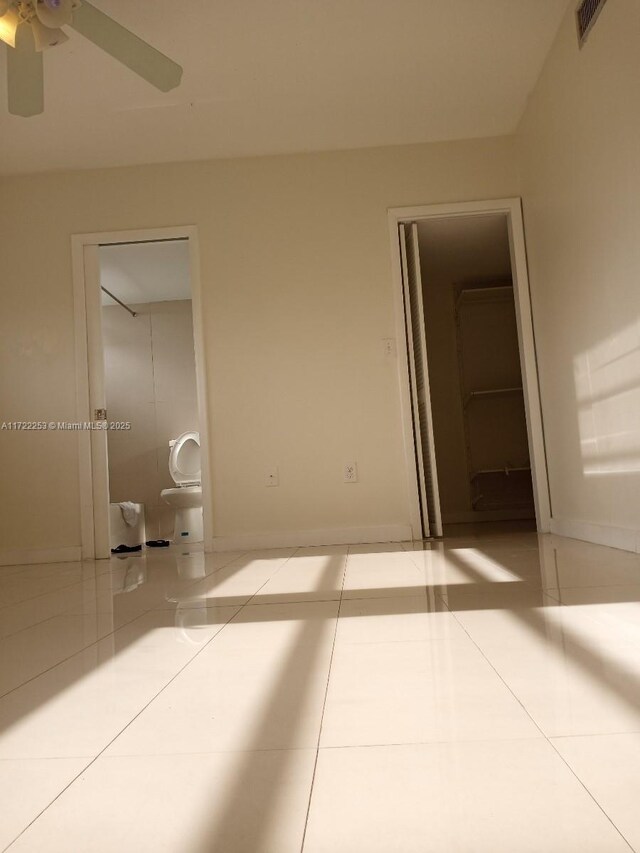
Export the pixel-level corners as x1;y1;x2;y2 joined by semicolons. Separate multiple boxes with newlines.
70;2;183;92
7;25;44;117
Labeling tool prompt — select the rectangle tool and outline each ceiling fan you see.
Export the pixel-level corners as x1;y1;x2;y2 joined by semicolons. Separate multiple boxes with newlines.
0;0;183;117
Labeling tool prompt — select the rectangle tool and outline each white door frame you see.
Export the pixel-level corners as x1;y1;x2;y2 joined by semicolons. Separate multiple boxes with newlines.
71;225;213;558
388;198;551;537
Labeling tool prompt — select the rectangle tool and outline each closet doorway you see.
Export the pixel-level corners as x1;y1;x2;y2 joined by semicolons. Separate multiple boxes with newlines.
389;199;551;539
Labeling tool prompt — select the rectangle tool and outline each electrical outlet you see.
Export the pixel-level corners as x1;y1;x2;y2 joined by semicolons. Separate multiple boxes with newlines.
383;338;396;357
344;462;358;483
266;467;279;487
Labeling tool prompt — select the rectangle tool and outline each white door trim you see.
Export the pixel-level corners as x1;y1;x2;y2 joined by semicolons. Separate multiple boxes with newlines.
398;224;431;536
71;225;213;558
387;198;552;535
408;222;443;538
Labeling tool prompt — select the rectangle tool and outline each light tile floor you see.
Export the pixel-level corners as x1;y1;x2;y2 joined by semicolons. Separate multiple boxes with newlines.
1;531;640;851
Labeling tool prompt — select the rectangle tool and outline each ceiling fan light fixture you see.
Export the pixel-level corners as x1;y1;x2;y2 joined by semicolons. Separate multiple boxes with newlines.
31;16;68;51
4;0;182;118
0;6;19;47
35;0;73;29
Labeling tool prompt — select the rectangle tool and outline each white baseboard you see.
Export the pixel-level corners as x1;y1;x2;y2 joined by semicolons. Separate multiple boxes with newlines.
212;524;414;552
0;546;83;568
550;517;640;554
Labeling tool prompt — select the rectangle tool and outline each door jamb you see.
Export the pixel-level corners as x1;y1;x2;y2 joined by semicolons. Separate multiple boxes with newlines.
71;225;213;558
387;198;551;537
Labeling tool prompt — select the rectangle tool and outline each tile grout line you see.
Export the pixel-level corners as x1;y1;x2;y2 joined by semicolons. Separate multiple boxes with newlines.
1;610;80;644
0;608;148;702
0;552;218;639
299;548;349;853
0;572;106;620
0;547;249;634
1;548;298;852
0;549;252;700
544;743;637;853
439;587;636;852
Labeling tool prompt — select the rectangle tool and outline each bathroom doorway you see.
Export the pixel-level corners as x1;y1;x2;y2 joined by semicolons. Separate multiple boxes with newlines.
72;226;212;559
388;199;551;540
101;239;201;550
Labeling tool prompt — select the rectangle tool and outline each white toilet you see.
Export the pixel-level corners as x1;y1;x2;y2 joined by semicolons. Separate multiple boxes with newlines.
161;431;204;543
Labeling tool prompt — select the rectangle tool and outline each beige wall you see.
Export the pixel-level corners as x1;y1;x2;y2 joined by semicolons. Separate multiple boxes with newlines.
518;0;640;541
3;2;637;556
103;300;199;541
0;137;519;554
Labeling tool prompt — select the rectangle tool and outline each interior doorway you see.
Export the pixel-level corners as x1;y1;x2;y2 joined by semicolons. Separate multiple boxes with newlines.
100;239;203;551
72;226;212;559
388;199;551;540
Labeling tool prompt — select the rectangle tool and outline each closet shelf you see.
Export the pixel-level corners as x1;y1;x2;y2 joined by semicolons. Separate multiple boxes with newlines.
455;284;513;308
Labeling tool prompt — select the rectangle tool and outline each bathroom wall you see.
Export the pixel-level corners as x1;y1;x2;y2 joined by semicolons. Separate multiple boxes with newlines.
102;299;199;540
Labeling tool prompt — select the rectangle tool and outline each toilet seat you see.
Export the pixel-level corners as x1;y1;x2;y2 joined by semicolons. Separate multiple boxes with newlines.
169;431;201;486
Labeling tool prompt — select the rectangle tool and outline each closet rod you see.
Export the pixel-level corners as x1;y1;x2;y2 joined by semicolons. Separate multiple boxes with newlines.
468;386;523;398
101;287;137;318
471;466;531;479
458;284;513;296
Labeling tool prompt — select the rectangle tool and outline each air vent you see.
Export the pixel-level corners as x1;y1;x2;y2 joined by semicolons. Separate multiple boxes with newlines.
576;0;609;47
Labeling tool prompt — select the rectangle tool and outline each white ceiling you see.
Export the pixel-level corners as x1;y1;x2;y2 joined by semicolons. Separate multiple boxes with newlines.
0;0;570;175
100;240;191;306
